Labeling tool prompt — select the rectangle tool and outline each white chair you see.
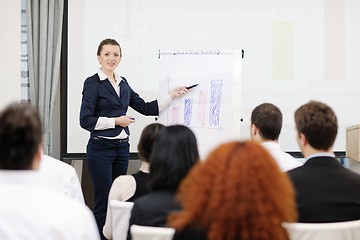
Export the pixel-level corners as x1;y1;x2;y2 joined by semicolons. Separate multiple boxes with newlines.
110;200;134;240
130;224;176;240
283;220;360;240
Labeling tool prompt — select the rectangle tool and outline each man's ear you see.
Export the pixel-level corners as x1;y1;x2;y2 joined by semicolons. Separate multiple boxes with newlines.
298;133;307;148
32;144;43;170
251;124;257;136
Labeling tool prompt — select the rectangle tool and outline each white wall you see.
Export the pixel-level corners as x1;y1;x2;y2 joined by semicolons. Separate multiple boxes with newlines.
68;0;360;153
0;0;21;108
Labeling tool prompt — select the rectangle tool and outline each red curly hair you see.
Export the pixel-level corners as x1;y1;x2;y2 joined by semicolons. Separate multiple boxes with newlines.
169;140;297;240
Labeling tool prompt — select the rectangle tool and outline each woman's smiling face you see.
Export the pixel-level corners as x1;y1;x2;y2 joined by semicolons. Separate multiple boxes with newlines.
97;44;121;73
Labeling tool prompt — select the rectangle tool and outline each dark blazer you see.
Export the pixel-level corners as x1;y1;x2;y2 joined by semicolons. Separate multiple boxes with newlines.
127;190;181;240
288;156;360;223
80;73;159;137
173;226;208;240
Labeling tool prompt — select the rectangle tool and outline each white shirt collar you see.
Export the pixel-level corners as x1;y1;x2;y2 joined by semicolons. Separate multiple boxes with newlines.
97;68;123;83
306;152;335;161
261;141;281;151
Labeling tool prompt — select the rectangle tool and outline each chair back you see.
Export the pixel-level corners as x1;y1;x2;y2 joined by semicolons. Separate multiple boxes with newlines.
283;220;360;240
110;200;134;240
130;224;175;240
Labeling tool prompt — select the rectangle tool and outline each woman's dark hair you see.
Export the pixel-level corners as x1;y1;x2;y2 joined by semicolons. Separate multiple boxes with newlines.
148;125;199;191
97;38;122;56
137;123;165;162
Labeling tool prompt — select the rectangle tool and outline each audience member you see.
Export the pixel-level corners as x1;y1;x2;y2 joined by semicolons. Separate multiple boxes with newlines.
127;125;199;240
39;154;85;203
169;140;297;240
288;100;360;223
0;102;99;240
250;103;302;171
103;123;165;239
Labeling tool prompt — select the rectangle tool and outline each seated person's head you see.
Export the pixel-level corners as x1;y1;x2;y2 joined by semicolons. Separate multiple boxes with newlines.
0;102;42;170
148;124;199;191
169;140;297;240
137;123;165;162
295;100;337;152
250;103;282;142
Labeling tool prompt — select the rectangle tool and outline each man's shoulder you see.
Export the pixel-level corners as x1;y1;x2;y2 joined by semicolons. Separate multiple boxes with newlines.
0;189;97;239
40;155;77;176
262;143;303;171
37;191;98;239
287;164;305;174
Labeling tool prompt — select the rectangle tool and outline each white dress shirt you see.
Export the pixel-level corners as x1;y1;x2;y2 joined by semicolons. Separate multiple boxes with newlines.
39;154;85;204
0;170;99;240
261;142;303;172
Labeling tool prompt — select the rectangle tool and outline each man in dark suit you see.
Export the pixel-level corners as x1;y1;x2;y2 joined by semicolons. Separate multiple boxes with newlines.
288;100;360;223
